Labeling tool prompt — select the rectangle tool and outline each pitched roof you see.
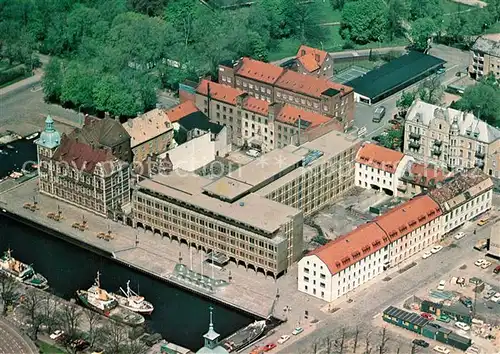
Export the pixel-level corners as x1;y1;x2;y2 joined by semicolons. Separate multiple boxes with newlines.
236;57;284;84
356;142;405;174
374;195;442;242
52;135;118;174
401;161;449;188
123;109;172;148
242;96;269;115
276;105;340;130
165;101;199;123
70;116;130;149
196;80;244;105
275;70;352;98
296;45;328;73
309;222;391;275
472;36;500;57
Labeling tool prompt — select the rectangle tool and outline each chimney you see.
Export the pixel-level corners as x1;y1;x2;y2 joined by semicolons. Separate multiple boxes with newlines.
315;54;320;62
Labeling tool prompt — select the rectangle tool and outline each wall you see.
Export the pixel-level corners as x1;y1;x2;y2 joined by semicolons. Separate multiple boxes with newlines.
166;133;215;172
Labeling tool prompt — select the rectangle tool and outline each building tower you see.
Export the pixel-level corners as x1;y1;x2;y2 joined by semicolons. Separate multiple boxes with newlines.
35;115;61;194
196;307;229;354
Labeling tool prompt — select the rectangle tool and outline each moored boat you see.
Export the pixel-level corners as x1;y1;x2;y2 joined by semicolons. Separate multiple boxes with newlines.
222;320;267;352
110;280;154;315
25;132;39;140
0;249;49;290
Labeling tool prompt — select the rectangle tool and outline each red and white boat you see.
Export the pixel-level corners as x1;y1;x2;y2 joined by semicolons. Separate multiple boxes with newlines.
111;280;154;315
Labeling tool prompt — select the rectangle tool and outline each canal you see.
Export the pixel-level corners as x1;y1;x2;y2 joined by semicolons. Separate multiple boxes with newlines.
0;139;254;350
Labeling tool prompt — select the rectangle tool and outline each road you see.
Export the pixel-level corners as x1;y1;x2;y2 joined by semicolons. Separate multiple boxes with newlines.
0;318;37;354
276;209;498;354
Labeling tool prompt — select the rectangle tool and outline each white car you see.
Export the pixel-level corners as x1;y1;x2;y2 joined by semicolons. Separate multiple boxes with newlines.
490;292;500;303
431;245;443;254
475;259;486;267
50;330;64;340
437;280;446;291
454;232;466;240
481;261;492;269
422;251;433;259
246;149;261;158
277;335;290;344
455;322;470;331
433;345;451;354
292;327;303;335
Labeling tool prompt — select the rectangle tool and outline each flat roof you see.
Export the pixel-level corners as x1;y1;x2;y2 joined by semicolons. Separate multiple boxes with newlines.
203;176;254;201
384;306;430;327
300;130;360;155
346;51;445;100
137;171;300;235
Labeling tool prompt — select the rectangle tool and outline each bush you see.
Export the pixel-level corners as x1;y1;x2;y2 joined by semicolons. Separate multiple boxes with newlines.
0;66;26;85
342;40;355;49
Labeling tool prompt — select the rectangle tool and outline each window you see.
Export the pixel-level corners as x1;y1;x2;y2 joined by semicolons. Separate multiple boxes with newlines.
303;276;309;282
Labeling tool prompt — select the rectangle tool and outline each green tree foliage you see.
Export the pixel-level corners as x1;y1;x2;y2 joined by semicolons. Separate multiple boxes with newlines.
396;90;416;115
386;0;409;41
341;0;388;43
452;75;500;126
42;57;64;102
410;17;437;52
417;75;443;105
127;0;165;16
409;0;442;20
379;128;404;150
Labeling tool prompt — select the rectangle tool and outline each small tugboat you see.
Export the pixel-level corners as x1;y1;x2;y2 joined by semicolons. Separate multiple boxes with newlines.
222;320;267;352
77;272;145;326
110;280;154;315
0;249;49;290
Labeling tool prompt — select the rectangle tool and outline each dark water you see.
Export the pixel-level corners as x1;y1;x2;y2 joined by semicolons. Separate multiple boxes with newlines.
0;138;254;350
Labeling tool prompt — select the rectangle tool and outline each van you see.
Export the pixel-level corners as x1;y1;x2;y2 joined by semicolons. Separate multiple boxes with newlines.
373;106;386;122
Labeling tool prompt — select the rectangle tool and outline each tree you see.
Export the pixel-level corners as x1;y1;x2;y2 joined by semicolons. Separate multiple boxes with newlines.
410;0;442;20
386;0;409;41
353;326;360;353
452;74;500;126
40;294;60;335
84;309;101;349
0;273;17;315
60;61;97;110
396;90;416;116
417;75;443;105
377;327;390;354
22;289;44;340
410;17;437;52
364;331;372;354
379;128;403;150
42;57;64;102
333;327;347;353
61;303;82;340
103;322;129;354
341;0;388;44
127;0;165;16
281;0;326;44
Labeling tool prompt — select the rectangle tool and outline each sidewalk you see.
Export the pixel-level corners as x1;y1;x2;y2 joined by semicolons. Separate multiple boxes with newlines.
0;71;42;98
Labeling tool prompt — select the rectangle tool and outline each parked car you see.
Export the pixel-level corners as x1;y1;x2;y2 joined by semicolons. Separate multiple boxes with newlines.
421;312;434;320
50;330;64;340
373;106;386;123
455;322;470;331
412;339;429;348
250;347;264;354
483;289;496;299
292;327;304;335
460;296;473;308
494;265;500;274
454;232;466;240
475;259;486;267
262;343;277;352
437;280;446;291
433;345;451;354
490;292;500;303
481;261;492;269
431;245;443;254
246;149;261;158
477;218;489;226
422;251;433;259
437;314;451;323
277;335;290;344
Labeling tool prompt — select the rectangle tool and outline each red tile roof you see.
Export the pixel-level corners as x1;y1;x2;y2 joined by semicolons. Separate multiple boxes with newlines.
275;70;352;98
242;96;269;115
375;195;442;242
236;57;284;84
196;80;244;105
296;45;328;73
53;135;116;174
277;105;340;130
405;162;449;187
309;223;391;275
166;101;199;123
356;143;405;174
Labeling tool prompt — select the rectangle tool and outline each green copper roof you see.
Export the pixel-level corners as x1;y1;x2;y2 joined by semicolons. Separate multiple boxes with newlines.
36;115;61;149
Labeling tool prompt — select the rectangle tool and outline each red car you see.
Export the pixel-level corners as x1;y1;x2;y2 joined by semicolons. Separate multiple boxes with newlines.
421;312;434;320
263;343;277;352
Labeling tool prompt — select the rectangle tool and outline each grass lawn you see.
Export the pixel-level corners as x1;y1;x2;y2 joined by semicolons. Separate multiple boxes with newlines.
440;0;472;13
484;21;500;34
0;72;32;89
313;0;342;24
36;340;67;354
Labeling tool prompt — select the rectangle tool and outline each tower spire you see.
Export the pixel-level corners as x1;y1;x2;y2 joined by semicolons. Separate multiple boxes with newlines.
209;306;214;330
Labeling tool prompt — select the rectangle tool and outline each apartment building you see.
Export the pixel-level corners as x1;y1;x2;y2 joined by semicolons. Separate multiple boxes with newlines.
397;161;450;198
355;142;412;196
404;100;500;175
469;35;500;80
122;109;174;163
36;116;130;218
133;172;303;278
428;168;493;234
298;195;441;302
195;80;344;152
294;45;334;78
218;57;355;128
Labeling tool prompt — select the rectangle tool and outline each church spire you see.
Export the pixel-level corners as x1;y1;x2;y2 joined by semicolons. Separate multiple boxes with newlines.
203;306;220;349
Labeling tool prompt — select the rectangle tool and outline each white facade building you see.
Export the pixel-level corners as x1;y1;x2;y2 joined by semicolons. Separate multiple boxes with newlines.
355;142;413;196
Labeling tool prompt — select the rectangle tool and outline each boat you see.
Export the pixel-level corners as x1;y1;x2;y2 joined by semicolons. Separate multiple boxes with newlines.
77;272;145;326
222;320;267;352
76;271;118;316
25;132;39;140
110;280;154;315
6;145;14;150
0;249;49;290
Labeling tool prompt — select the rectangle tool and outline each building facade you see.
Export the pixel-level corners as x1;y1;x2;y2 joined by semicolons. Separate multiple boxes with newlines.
36;116;130;218
404;100;500;175
294;45;334;78
122;109;174;163
355;142;412;196
469;35;500;80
